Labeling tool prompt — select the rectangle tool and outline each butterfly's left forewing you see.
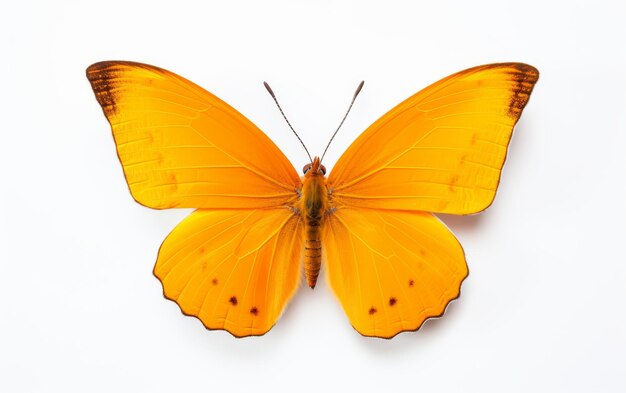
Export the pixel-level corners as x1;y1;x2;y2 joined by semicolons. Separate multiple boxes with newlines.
87;61;301;210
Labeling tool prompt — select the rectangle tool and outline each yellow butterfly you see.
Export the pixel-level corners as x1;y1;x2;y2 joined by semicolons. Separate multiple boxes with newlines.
87;61;538;338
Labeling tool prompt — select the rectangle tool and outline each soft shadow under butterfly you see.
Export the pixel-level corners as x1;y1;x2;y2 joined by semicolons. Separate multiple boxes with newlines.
87;61;538;338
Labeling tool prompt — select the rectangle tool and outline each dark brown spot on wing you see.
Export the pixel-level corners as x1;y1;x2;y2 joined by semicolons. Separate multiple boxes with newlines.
450;175;460;185
229;296;238;306
389;297;397;306
250;307;258;316
409;279;414;287
211;278;218;286
368;307;377;315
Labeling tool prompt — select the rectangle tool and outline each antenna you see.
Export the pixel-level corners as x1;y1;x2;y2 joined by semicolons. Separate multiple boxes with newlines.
320;80;364;163
264;81;313;163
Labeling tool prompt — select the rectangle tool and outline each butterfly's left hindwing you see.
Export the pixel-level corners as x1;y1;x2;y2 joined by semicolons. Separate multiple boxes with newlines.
154;208;304;337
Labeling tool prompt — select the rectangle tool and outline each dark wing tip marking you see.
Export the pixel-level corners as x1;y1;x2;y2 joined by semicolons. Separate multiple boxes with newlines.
506;63;539;119
86;63;122;117
86;61;170;118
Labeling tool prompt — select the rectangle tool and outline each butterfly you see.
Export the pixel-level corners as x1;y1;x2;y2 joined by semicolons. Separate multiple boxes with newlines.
86;61;538;338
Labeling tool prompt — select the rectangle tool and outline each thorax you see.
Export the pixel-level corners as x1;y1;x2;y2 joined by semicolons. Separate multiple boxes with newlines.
299;174;329;222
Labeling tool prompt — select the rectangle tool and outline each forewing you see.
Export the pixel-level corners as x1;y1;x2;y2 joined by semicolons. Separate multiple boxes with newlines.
323;208;467;338
87;61;300;209
154;208;303;337
328;63;539;214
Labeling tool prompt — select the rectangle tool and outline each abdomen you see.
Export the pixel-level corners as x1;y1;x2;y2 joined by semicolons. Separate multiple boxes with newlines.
304;215;322;288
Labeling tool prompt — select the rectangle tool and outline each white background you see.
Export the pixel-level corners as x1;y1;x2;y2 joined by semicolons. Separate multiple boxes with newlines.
1;0;625;392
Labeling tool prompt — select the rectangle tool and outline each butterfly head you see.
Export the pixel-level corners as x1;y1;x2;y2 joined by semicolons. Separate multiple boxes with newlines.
303;156;326;176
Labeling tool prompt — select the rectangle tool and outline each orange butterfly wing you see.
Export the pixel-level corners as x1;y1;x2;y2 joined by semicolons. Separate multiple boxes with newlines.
155;209;303;337
87;61;300;209
328;63;539;214
324;63;538;337
323;208;467;338
87;62;304;337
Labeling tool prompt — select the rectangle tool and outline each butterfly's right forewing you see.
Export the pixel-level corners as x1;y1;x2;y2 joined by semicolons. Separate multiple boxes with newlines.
328;63;538;215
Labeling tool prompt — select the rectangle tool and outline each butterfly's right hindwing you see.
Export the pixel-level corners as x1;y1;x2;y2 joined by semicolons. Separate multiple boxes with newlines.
322;208;467;338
